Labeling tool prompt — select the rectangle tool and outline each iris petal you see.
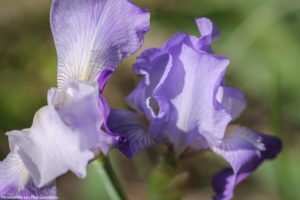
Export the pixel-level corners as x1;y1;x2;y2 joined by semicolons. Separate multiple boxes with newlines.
0;152;56;199
51;0;150;87
211;126;282;200
216;86;246;120
7;81;118;187
0;152;30;195
107;109;154;158
128;41;231;151
153;44;231;151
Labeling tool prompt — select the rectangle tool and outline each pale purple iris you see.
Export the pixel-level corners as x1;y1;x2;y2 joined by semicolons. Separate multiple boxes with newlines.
108;18;282;200
0;0;149;198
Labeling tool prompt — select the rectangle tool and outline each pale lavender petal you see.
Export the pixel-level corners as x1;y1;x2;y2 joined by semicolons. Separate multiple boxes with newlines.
130;44;231;151
0;152;30;195
128;52;171;121
127;30;203;116
0;152;57;199
127;33;189;137
51;0;150;88
216;86;246;120
127;18;245;152
195;18;247;118
154;44;231;151
107;109;155;158
7;106;94;188
6;81;119;187
129;17;219;80
56;81;118;153
211;126;282;200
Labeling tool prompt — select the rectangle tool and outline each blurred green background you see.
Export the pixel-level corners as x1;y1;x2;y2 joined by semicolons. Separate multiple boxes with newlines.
0;0;299;199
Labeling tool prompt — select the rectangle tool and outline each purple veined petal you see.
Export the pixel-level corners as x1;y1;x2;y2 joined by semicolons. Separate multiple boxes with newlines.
6;81;120;188
216;86;247;120
130;42;232;152
0;152;30;195
127;28;209;116
129;37;232;152
107;109;155;159
128;18;226;119
51;0;150;88
98;69;114;93
128;18;249;152
153;44;231;151
0;152;57;199
210;126;282;200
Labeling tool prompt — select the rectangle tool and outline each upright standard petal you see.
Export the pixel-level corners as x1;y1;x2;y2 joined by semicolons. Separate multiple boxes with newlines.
50;0;150;88
129;44;231;151
107;109;154;158
155;44;231;151
210;126;282;200
7;81;118;187
0;152;57;199
127;18;246;152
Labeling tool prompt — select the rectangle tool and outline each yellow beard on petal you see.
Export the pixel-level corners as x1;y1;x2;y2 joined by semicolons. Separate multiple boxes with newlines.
79;70;88;81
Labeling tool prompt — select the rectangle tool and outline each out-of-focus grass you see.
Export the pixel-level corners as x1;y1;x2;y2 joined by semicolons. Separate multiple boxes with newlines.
0;0;299;199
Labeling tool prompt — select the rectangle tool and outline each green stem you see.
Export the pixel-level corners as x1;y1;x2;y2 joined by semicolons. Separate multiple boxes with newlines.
95;157;127;200
268;65;295;200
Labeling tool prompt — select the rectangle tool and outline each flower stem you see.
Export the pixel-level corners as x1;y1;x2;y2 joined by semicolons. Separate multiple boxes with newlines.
95;157;127;200
268;65;295;200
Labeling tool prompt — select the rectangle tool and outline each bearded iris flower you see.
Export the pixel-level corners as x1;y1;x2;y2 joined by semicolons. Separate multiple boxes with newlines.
108;18;282;200
0;0;149;198
0;0;282;199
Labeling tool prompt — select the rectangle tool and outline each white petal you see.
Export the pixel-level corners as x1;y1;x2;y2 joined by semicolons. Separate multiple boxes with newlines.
7;104;94;188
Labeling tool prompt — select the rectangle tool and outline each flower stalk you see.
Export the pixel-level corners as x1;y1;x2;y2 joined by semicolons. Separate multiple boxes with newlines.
95;157;127;200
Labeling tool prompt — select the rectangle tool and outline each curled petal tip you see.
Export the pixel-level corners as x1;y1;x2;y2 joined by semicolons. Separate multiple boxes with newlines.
195;17;220;40
98;69;114;93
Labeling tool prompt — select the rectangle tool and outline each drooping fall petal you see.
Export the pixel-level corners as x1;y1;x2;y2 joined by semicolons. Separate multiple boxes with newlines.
211;126;282;200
